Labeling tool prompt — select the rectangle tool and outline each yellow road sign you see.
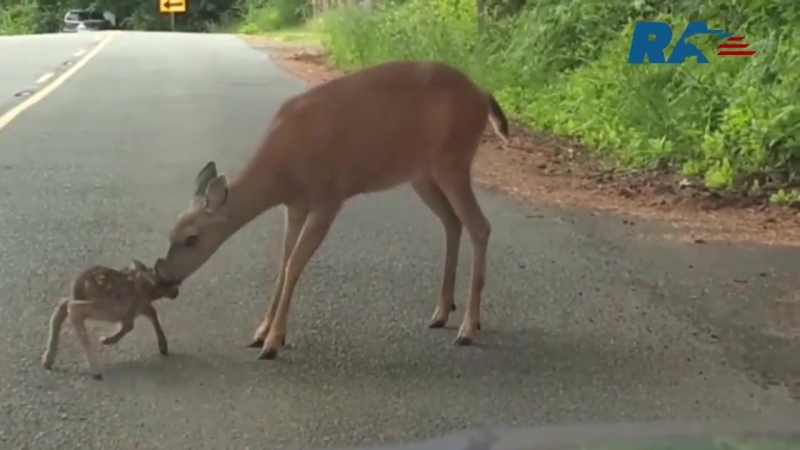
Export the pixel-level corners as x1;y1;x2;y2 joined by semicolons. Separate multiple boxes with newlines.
160;0;186;13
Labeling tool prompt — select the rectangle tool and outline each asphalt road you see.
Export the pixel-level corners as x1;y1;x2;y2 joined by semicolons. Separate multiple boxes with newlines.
0;31;798;450
0;32;105;113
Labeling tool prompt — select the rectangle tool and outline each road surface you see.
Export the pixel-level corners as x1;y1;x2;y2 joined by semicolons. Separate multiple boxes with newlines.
0;31;797;450
0;32;105;113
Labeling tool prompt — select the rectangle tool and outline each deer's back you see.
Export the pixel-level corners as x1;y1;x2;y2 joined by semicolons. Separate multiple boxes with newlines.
254;60;490;201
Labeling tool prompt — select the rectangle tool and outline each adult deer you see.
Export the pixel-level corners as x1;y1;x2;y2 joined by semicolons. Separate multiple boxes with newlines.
158;60;509;360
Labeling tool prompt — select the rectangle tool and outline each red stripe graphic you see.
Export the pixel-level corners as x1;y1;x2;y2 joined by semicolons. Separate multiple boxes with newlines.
716;36;755;56
717;51;757;56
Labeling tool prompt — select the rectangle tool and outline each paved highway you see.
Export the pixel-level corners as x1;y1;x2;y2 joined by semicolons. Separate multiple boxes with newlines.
0;31;797;450
0;32;105;113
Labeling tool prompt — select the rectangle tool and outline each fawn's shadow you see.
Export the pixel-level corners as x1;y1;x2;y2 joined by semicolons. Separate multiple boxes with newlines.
96;352;224;386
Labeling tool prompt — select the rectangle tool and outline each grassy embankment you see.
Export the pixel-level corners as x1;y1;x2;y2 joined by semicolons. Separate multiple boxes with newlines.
239;0;800;205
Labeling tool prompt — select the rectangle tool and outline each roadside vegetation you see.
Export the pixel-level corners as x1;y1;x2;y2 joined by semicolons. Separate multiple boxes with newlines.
2;0;798;204
318;0;799;202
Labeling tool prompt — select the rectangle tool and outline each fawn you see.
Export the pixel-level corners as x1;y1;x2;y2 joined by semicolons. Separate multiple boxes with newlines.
41;258;180;380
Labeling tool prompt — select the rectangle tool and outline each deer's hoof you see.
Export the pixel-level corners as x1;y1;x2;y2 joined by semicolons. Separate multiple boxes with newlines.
451;304;456;311
159;347;169;356
453;335;473;346
91;373;103;380
428;318;447;329
246;338;264;349
257;347;279;360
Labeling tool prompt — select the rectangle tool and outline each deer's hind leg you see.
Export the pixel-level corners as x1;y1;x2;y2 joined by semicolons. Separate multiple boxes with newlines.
432;149;491;346
412;176;462;329
249;205;309;348
42;299;70;370
66;301;104;380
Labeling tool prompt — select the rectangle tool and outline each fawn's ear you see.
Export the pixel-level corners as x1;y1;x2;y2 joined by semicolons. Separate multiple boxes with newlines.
204;174;229;213
131;259;148;272
194;161;218;198
132;259;158;285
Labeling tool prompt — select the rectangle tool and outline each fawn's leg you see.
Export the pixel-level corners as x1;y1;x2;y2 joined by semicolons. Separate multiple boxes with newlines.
412;176;463;328
434;167;491;346
100;320;134;346
140;304;168;355
67;302;103;379
42;299;70;370
249;205;308;348
259;203;342;360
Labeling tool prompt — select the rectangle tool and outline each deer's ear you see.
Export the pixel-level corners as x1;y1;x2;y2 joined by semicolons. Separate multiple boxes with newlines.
194;161;218;198
204;175;229;212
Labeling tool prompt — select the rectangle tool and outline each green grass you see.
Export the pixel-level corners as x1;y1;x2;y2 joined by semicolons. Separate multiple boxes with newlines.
317;0;800;197
0;0;38;35
230;0;312;36
248;18;323;44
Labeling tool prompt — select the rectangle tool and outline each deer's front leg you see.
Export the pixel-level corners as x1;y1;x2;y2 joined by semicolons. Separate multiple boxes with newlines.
140;304;168;355
259;204;341;360
248;205;308;348
100;320;134;346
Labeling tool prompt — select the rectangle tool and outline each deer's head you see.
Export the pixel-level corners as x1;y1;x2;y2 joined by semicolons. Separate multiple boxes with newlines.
159;161;232;284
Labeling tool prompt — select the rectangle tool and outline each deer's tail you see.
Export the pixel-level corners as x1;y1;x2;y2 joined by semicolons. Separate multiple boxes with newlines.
486;92;509;143
42;299;69;370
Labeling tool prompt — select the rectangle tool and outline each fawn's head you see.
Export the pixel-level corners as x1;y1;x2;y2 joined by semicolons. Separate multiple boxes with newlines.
130;259;180;300
160;161;232;284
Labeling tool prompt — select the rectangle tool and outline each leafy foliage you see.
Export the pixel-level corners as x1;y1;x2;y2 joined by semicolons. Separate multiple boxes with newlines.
322;0;800;192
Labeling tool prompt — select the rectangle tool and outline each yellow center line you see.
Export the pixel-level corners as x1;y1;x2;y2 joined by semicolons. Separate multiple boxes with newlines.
0;31;119;132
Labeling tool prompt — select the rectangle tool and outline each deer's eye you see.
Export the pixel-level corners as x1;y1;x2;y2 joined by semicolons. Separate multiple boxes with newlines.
184;234;199;247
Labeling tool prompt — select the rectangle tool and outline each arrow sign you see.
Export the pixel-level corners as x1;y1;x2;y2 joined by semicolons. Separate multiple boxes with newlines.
160;0;186;13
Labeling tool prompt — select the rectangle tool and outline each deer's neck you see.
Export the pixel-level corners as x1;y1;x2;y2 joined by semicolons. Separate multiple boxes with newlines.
223;163;286;236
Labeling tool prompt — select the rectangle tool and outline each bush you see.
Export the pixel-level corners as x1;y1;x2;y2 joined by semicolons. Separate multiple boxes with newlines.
321;0;800;192
234;0;309;33
0;0;38;35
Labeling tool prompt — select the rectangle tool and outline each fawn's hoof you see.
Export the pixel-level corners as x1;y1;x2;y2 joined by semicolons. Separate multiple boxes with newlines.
257;347;279;360
246;338;264;348
99;336;114;345
42;358;53;370
159;347;169;356
453;335;473;346
91;373;103;380
451;304;456;311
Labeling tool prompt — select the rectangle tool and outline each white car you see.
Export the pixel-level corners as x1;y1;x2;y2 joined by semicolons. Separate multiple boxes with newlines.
61;9;113;32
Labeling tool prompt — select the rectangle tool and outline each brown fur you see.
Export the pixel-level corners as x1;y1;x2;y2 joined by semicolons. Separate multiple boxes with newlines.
159;60;509;360
42;259;178;380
